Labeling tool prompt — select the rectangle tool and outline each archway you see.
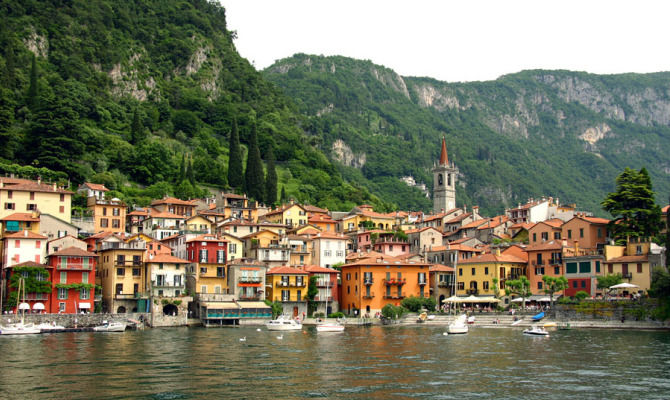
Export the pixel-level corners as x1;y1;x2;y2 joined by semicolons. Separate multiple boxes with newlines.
439;294;445;306
163;304;178;316
116;306;126;313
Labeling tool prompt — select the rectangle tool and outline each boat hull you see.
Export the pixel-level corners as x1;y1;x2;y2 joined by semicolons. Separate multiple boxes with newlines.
0;324;41;335
316;324;345;332
266;322;302;331
93;323;126;332
523;329;549;336
446;325;468;334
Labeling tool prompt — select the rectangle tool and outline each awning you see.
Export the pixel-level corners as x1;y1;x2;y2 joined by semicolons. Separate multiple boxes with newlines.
18;302;30;310
32;302;45;310
238;301;271;309
78;303;91;309
200;302;240;309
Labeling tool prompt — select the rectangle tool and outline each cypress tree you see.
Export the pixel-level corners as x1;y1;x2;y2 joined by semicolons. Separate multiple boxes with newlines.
244;123;264;201
187;156;196;186
26;53;38;109
177;153;186;183
264;146;278;206
130;108;144;144
280;185;287;203
227;118;244;191
667;195;670;267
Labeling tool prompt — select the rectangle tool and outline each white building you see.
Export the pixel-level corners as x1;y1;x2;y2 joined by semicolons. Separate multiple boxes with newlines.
311;232;348;268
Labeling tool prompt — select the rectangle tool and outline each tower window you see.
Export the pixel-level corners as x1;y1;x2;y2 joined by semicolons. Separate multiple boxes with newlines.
438;174;443;186
447;174;451;186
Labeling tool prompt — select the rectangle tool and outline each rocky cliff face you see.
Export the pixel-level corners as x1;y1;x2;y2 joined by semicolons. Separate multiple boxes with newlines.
331;139;366;168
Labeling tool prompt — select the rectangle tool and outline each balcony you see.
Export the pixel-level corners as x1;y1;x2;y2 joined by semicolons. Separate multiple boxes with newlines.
362;293;374;299
363;279;374;286
115;260;143;267
238;294;263;300
57;263;93;270
152;281;185;289
383;294;405;299
622;272;633;280
276;281;290;288
383;278;406;286
314;296;334;302
239;276;262;283
531;260;545;266
418;280;427;286
437;282;452;288
114;293;138;300
506;274;520;281
197;293;235;302
24;293;49;301
316;280;334;288
290;281;306;288
466;289;479;295
548;258;562;265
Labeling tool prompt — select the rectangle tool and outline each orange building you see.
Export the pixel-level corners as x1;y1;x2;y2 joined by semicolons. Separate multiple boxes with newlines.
527;218;563;245
340;252;430;316
561;215;609;253
87;196;126;234
525;240;566;295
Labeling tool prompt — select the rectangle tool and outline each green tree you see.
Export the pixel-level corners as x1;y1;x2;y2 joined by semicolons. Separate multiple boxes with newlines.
177;153;186;183
492;277;500;298
227;118;244;191
602;167;663;244
264;299;283;319
130;108;145;144
542;275;568;314
264;145;278;206
280;185;287;202
187;156;196;186
597;273;623;299
26;53;38;109
244;123;264;201
505;276;531;309
306;275;318;316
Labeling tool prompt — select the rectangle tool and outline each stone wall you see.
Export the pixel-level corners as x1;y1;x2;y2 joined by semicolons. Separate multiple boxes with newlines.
12;312;149;328
555;301;659;322
149;296;192;327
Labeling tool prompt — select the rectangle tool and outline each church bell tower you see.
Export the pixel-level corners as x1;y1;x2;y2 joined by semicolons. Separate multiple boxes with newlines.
432;138;458;214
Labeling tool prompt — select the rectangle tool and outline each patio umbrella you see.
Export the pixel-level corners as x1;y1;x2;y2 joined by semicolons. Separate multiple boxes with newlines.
609;283;639;289
32;302;45;310
442;296;462;303
18;302;30;310
511;297;525;303
537;297;551;302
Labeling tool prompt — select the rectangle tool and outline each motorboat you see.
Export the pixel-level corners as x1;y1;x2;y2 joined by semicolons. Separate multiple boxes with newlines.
316;321;345;332
93;321;126;332
467;315;476;324
446;314;468;334
523;325;549;336
266;315;302;331
0;323;41;335
36;322;66;332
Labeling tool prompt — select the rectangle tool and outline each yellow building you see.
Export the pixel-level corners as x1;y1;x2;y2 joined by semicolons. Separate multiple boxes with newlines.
265;266;308;318
183;215;213;233
456;251;527;297
604;237;661;294
262;203;307;228
0;178;72;223
288;234;313;266
97;241;146;313
339;205;395;233
87;196;126;234
243;230;289;267
0;212;41;236
220;233;244;262
185;234;228;295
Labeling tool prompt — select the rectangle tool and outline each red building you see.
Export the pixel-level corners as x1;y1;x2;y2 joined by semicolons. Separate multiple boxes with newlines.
185;234;228;264
4;261;53;313
48;246;98;313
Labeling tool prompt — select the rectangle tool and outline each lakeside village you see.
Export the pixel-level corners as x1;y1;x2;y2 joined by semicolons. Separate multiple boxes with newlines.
0;139;667;332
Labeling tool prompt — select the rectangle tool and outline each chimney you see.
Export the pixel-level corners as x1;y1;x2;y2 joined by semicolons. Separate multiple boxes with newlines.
495;247;501;256
463;205;467;213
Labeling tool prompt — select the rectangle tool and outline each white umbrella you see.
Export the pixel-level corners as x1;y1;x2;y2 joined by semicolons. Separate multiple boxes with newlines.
442;296;462;303
511;297;525;303
18;302;30;310
32;302;45;310
537;297;551;302
609;283;639;289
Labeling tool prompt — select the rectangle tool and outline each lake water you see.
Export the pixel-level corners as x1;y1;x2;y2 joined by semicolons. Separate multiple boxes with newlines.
1;325;669;399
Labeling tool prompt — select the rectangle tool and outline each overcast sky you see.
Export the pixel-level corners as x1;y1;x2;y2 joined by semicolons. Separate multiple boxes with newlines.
219;0;670;82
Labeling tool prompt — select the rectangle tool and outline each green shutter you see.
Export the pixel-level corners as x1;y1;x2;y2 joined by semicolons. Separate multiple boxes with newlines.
60;271;67;284
566;262;578;274
595;261;601;273
579;262;591;273
82;272;89;284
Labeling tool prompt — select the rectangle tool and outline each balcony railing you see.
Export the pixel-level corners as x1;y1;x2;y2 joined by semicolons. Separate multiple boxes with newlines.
548;258;562;265
383;294;404;299
239;276;262;283
316;280;334;287
115;260;143;267
506;274;520;281
622;272;633;279
466;289;479;295
437;282;452;288
114;293;138;300
363;279;373;286
383;278;406;286
56;263;93;270
197;293;235;302
418;280;427;286
290;281;306;287
362;293;374;299
152;281;185;288
314;296;333;302
24;293;49;300
239;294;263;300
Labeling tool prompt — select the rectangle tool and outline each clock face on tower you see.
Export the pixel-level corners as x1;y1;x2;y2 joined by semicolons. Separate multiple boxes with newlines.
438;174;443;186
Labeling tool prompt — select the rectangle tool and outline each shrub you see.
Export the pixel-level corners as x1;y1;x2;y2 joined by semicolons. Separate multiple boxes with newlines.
575;291;589;301
381;304;406;320
313;312;325;318
328;312;344;318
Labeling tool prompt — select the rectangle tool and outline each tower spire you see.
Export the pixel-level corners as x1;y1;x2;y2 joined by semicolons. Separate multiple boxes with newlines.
439;137;448;166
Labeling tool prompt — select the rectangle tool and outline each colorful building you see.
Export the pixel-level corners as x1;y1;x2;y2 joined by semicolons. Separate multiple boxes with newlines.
185;234;228;295
265;266;308;317
262;203;308;228
97;240;146;313
0;178;72;223
48;246;98;313
302;264;339;315
87;196;126;234
456;250;527;299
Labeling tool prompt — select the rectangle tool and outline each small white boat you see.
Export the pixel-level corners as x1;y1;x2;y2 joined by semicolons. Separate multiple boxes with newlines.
93;321;126;332
266;315;302;331
446;314;468;334
0;323;41;335
523;325;549;336
316;322;345;332
36;322;65;332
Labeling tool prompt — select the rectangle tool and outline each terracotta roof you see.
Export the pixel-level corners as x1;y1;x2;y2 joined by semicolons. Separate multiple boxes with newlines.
267;266;308;275
221;193;247;199
87;231;116;240
302;265;338;274
439;137;449;165
148;254;190;263
151;197;195;206
128;210;149;216
264;203;306;217
47;234;79;243
459;252;527;265
422;212;447;222
405;227;439;234
359;209;394;219
583;217;610;225
159;234;180;242
460;219;490;230
525;240;564;251
663;205;670;213
241;229;279;239
303;205;329;214
313;232;348;240
445;213;472;224
477;216;509;230
607;255;648;263
510;222;535;230
542;218;564;228
50;246;98;257
81;182;109;192
0;180;73;194
147;211;186;219
429;264;454;272
3;230;46;239
1;213;40;222
186;234;227;243
343;253;429;267
308;214;336;223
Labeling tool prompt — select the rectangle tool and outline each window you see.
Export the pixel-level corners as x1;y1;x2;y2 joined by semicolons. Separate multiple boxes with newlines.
112;219;120;228
117;267;125;276
35;240;41;249
58;288;68;299
29;192;35;200
484;267;489;275
532;233;537;242
483;281;489;290
60;193;65;202
554;267;560;275
541;232;548;241
581;280;586;288
597;228;602;238
608;264;613;273
4;202;14;210
115;283;123;294
7;191;12;199
459;268;462;276
579;228;584;238
457;282;464;290
199;249;208;263
82;272;89;284
100;218;108;228
579;262;591;273
217;250;225;263
80;288;90;300
566;262;577;274
113;208;120;216
59;205;65;213
60;271;67;284
216;267;225;278
554;232;561;240
200;267;207;274
26;203;37;211
538;282;543;290
573;281;578;288
201;285;207;294
215;286;221;294
324;250;332;257
103;207;107;216
567;229;572;239
637;263;642;273
132;268;140;276
471;268;475;275
596;261;601;273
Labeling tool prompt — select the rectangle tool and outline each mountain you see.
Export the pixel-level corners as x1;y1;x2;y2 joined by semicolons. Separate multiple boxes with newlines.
264;54;670;216
0;1;389;211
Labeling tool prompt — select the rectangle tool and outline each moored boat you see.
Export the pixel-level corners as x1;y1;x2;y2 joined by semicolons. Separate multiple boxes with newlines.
266;315;302;331
93;321;126;332
446;314;468;334
316;321;345;332
36;322;66;332
523;325;549;336
0;323;41;335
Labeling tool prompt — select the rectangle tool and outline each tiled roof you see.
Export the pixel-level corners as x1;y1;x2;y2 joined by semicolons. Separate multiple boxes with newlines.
222;193;247;199
542;218;564;228
459;252;527;265
1;213;40;222
583;216;610;225
186;234;226;243
3;230;46;239
460;219;490;230
151;197;196;206
128;210;149;216
0;179;73;194
264;203;305;217
303;205;329;214
267;266;308;275
81;182;109;192
429;264;454;272
445;213;472;224
607;255;648;263
9;261;51;269
302;265;338;274
147;211;186;219
50;246;98;257
343;253;429;267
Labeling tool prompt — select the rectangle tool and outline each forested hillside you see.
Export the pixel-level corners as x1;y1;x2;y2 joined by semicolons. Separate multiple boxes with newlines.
264;54;670;215
0;1;389;211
